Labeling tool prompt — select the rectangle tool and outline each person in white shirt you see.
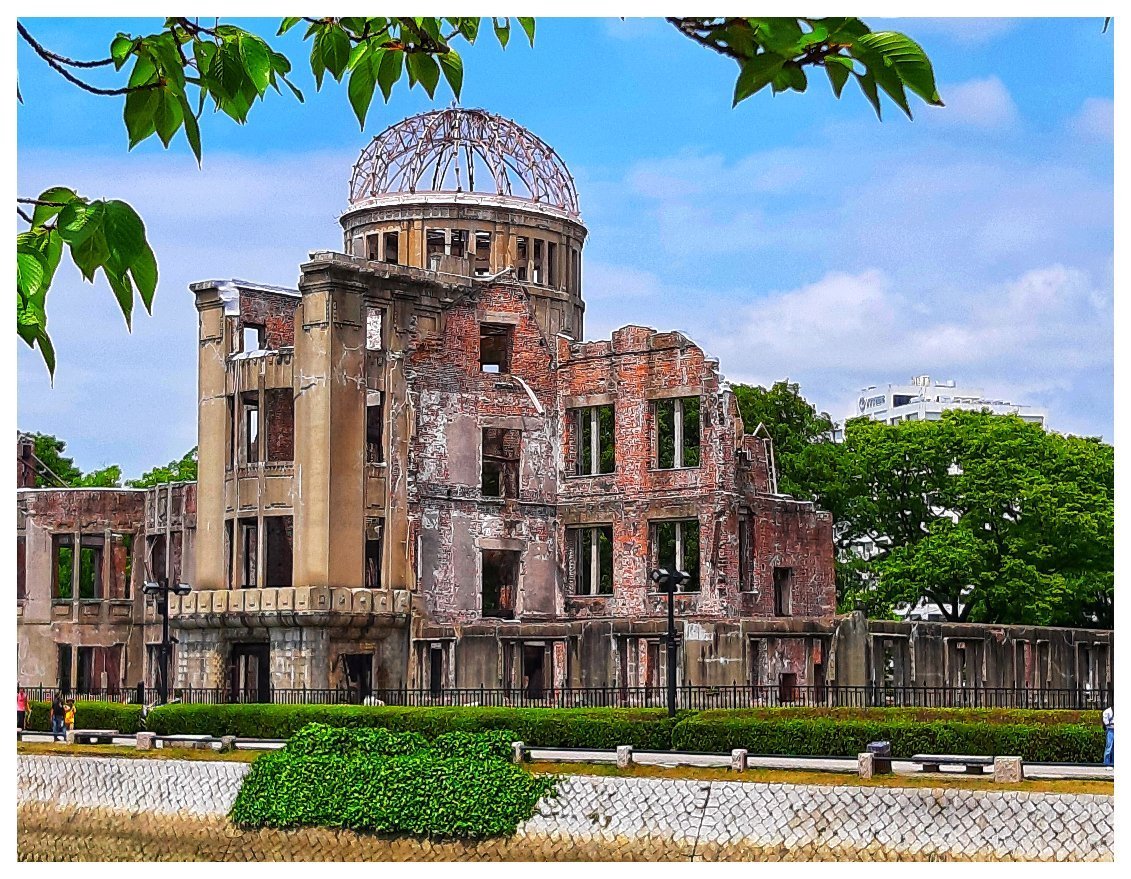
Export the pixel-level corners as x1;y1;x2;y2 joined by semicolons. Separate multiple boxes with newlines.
1102;705;1114;767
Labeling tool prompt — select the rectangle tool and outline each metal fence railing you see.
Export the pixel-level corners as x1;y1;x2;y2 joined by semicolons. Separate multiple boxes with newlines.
19;684;1113;711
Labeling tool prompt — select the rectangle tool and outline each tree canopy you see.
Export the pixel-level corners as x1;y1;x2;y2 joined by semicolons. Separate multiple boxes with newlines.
126;447;198;487
17;17;942;375
25;432;122;488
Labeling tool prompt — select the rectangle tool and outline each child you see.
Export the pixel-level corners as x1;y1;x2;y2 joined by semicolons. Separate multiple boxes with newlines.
63;700;76;735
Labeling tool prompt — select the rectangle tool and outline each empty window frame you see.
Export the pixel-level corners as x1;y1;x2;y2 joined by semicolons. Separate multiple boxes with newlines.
738;516;755;591
383;231;399;264
365;519;383;590
474;231;492;275
366;233;380;260
450;229;468;258
265;388;294;462
226;395;236;468
239;519;258;588
16;535;26;600
572;405;615;475
242;323;265;353
749;638;763;687
547;242;558;287
109;532;133;599
264;516;293;588
224;520;234;589
532;239;544;284
482;549;519;618
426;228;446;262
1036;641;1051;688
569;525;614;595
571;248;580;293
53;535;75;599
653;396;701;469
57;644;72;691
78;536;104;600
479;323;513;373
482;428;521;498
366;391;385;464
241;392;260;464
516;236;529;281
365;306;383;351
649;519;700;592
772;566;793;616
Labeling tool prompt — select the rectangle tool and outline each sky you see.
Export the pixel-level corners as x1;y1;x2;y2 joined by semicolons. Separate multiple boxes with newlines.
15;17;1114;478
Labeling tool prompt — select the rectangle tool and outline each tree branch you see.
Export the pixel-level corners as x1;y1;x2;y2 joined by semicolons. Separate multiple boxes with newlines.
18;22;160;96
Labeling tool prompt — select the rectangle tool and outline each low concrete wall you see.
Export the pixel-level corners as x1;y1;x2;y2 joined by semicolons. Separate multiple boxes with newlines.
16;756;1113;861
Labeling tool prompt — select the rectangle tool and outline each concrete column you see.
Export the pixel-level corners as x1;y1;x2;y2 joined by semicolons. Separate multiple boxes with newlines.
730;749;748;772
512;741;526;764
994;756;1023;783
293;262;368;589
136;732;156;750
616;745;633;768
858;753;874;779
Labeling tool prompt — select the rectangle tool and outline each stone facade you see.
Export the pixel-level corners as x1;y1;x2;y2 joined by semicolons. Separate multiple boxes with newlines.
16;755;1115;861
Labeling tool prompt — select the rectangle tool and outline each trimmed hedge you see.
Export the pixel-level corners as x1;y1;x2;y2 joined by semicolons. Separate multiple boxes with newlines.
670;711;1105;763
230;724;555;838
24;700;144;735
146;704;686;749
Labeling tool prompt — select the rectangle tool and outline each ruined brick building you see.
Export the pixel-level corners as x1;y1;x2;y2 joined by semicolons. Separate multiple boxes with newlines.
16;109;1111;703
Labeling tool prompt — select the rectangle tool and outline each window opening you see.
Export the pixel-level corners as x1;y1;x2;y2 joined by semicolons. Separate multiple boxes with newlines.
366;233;380;260
654;396;701;468
53;535;74;599
482;549;519;619
17;535;26;600
547;241;558;287
240;519;258;588
474;231;492;275
110;532;133;599
264;516;293;588
242;392;259;464
242;324;265;353
428;645;444;695
773;567;793;616
342;654;373;701
365;519;383;590
779;672;798;703
739;516;754;591
516;236;529;281
366;391;385;463
573;405;615;475
650;519;700;592
482;428;521;498
532;239;543;284
228;643;270;702
450;229;468;258
78;536;104;600
523;645;545;699
383;231;399;264
570;525;614;595
365;306;383;351
479;323;513;373
57;644;72;692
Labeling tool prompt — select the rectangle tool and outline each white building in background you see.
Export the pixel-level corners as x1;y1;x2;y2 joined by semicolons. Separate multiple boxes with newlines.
854;374;1047;428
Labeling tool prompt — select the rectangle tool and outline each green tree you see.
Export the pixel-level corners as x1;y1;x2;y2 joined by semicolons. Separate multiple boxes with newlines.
17;17;942;375
835;411;1113;627
730;380;836;498
127;447;198;487
24;432;122;487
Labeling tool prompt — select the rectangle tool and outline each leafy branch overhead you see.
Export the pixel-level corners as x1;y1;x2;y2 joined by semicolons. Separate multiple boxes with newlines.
17;16;936;377
667;17;943;117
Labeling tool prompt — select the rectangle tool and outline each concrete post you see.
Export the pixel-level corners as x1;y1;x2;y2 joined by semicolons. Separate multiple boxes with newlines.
616;745;633;768
994;756;1023;783
858;752;874;779
219;735;237;753
135;732;156;751
730;749;748;772
65;730;77;746
512;741;526;764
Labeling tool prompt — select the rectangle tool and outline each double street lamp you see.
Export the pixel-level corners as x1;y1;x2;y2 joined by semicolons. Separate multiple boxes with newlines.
650;568;690;718
143;579;192;705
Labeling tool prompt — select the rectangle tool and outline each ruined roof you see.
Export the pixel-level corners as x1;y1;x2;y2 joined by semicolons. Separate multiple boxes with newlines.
348;107;581;219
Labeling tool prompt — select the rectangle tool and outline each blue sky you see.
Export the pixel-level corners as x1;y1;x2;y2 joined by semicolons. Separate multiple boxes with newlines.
16;17;1114;477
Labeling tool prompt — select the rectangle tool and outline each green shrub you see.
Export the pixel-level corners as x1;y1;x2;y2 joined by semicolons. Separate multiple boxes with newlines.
230;725;556;838
670;711;1104;762
24;700;144;735
146;704;684;749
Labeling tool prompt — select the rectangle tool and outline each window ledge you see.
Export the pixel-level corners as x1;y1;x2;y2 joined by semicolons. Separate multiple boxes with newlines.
648;590;701;596
648;465;702;472
571;593;614;599
565;472;616;480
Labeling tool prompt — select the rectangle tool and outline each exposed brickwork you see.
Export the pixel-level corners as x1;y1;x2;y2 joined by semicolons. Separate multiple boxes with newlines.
264;388;295;462
238;290;298;350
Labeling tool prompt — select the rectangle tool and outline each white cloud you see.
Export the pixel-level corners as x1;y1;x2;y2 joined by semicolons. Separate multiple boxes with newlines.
933;77;1018;129
1070;97;1114;141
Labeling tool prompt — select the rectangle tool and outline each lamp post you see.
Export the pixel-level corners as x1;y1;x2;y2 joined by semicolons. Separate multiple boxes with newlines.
650;567;690;718
143;579;192;705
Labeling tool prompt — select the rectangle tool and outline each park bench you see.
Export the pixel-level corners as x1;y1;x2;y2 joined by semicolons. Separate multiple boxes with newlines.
911;754;995;775
66;729;119;745
157;734;219;750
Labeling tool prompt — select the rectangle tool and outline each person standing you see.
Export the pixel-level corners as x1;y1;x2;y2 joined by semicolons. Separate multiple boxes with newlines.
16;687;28;730
1102;705;1114;767
63;699;76;736
50;692;65;742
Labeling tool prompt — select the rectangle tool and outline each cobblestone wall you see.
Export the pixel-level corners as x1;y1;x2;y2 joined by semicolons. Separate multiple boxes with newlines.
17;756;1113;861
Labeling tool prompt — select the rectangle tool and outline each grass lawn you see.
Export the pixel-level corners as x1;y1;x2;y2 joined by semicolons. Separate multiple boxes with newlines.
18;743;1111;795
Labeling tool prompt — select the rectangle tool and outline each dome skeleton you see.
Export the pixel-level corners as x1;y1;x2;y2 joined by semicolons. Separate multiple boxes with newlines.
349;108;581;217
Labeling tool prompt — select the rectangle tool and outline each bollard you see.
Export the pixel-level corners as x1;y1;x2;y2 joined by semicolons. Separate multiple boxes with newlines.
219;735;237;753
616;745;633;768
858;752;875;779
135;732;156;751
730;749;748;772
994;756;1023;783
65;730;77;746
512;741;526;764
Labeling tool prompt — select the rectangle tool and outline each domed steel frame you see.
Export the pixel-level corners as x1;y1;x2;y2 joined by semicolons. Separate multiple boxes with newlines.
349;108;581;218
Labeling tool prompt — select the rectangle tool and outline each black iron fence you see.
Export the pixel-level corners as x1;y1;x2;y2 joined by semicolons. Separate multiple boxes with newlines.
20;683;1113;711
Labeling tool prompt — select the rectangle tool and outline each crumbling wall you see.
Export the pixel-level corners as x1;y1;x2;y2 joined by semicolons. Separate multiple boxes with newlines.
238;290;298;350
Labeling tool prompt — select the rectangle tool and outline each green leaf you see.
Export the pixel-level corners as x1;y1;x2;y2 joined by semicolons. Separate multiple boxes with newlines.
347;49;378;129
36;328;56;378
110;34;134;70
279;72;305;103
825;55;852;98
124;87;158;148
102;200;146;273
377;50;402;101
104;267;135;329
16;245;47;301
238;32;273;95
130;243;158;309
747;18;804;55
857;31;943;108
180;93;202;164
31;187;77;227
153;91;184;148
317;26;351;81
733;53;786;105
57;200;103;247
70;225;110;284
278;17;302;36
493;18;510;49
855;69;882;120
127;53;157;88
439;49;463;98
406;53;440;98
517;17;536;46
